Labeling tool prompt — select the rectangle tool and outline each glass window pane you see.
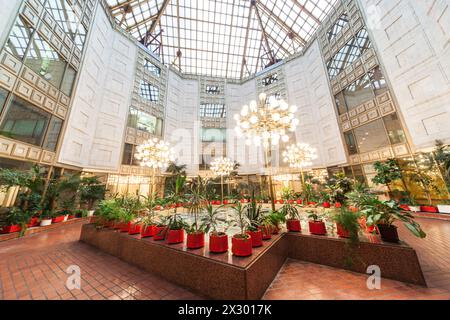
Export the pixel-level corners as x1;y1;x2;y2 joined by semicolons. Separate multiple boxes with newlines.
4;16;34;60
334;92;347;115
44;0;80;40
327;14;349;41
139;81;159;102
43;116;63;151
0;87;8;115
344;131;358;155
343;74;374;111
368;66;388;95
0;95;51;147
354;119;390;153
25;33;67;88
74;24;87;52
200;103;226;118
144;59;161;77
201;128;226;142
60;66;77;96
383;113;407;145
122;143;133;165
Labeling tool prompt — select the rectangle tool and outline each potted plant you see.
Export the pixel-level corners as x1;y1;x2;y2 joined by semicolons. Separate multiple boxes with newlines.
1;208;30;235
165;214;187;244
320;192;331;208
332;208;360;240
401;195;420;212
264;210;285;235
244;193;264;247
307;212;327;235
361;199;426;243
79;176;106;216
230;202;252;257
185;181;208;249
372;159;404;199
409;170;439;213
200;202;229;253
140;194;159;238
280;200;301;232
40;211;53;227
326;173;353;207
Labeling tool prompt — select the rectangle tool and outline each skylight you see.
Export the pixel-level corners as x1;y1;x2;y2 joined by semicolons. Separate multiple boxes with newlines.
106;0;338;79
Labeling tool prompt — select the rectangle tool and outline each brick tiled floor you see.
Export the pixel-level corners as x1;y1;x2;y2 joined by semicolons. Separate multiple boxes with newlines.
0;221;201;300
263;218;450;300
1;218;449;300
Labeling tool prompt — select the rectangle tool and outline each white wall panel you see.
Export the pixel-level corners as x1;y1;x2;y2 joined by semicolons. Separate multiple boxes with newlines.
0;0;21;48
358;0;450;151
58;4;137;171
285;40;348;168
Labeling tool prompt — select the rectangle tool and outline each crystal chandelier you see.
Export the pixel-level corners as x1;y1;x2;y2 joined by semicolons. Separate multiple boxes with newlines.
282;143;318;169
234;93;299;148
135;138;175;169
210;157;234;176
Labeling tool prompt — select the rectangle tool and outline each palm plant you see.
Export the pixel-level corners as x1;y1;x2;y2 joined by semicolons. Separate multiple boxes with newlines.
166;175;187;213
185;180;208;234
230;202;250;238
200;203;228;235
244;192;264;231
79;176;106;211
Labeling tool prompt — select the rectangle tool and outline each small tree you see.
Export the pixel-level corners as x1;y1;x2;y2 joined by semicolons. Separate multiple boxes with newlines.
372;159;403;195
79;176;106;211
409;170;439;205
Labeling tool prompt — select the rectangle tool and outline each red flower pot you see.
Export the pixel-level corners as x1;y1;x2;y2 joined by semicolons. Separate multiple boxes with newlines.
232;235;252;257
399;204;410;211
420;206;438;213
271;225;281;235
335;202;342;208
336;223;350;238
128;223;142;235
278;200;284;204
1;225;22;234
153;226;167;240
308;221;326;235
246;230;263;247
223;200;229;205
296;199;303;204
118;223;129;233
209;233;228;253
52;216;65;223
68;215;76;220
287;219;301;232
140;225;155;238
187;232;205;249
308;201;317;206
261;226;272;240
167;229;184;244
27;217;40;228
322;202;331;208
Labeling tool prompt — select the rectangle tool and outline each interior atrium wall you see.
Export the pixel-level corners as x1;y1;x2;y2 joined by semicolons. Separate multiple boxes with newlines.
0;1;22;48
285;40;348;168
58;2;137;171
358;0;450;151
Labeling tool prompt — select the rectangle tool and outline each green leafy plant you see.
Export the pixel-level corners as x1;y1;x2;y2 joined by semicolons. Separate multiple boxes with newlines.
409;170;439;205
4;208;31;236
279;200;300;221
244;192;264;231
200;203;228;235
230;202;250;239
332;208;360;243
79;176;106;211
264;210;286;231
372;159;403;194
308;212;323;222
326;172;354;205
301;183;318;204
433;140;450;192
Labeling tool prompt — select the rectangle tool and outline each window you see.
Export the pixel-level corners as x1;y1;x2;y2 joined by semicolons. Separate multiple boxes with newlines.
343;74;374;111
127;108;163;136
0;95;51;147
74;24;87;52
25;33;68;88
327;14;349;41
43;116;63;151
344;131;358;155
200;104;226;118
354;119;390;153
44;0;80;40
139;81;159;102
368;66;388;95
144;59;161;77
262;73;278;86
206;85;220;95
122;143;139;165
5;16;34;60
201;128;226;142
383;113;407;145
60;66;77;96
0;87;8;115
334;92;347;115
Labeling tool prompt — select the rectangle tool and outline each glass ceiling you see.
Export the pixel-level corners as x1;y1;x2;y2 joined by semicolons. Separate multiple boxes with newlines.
106;0;338;79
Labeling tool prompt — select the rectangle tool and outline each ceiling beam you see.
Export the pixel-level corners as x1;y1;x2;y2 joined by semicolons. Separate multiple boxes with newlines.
256;1;307;47
240;1;255;79
110;0;136;12
142;0;171;46
291;0;321;25
254;2;276;64
126;13;158;31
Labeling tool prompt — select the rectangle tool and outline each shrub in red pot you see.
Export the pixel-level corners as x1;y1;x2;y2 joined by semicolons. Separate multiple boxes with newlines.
286;219;301;232
307;213;326;235
164;214;187;244
322;202;331;208
186;232;205;249
332;208;360;240
153;225;167;240
52;215;65;224
246;228;263;247
27;217;40;228
118;222;129;233
232;234;252;257
261;225;272;240
128;223;142;235
334;202;342;208
399;204;410;211
1;225;22;234
68;214;76;220
209;232;228;253
336;223;351;238
420;206;438;213
223;200;229;205
140;225;155;238
167;229;184;244
296;199;303;204
308;201;317;206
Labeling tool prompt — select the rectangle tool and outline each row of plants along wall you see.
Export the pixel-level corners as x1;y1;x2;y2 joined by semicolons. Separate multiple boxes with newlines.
93;173;426;258
0;166;107;235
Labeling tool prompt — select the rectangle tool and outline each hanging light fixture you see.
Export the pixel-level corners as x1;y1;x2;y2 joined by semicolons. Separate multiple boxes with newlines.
234;93;299;210
282;142;318;188
135;138;175;195
210;157;235;203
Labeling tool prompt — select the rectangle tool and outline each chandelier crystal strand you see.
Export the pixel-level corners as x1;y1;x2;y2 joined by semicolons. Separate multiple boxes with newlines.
135;138;175;195
210;157;235;204
234;93;299;210
282;142;318;188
